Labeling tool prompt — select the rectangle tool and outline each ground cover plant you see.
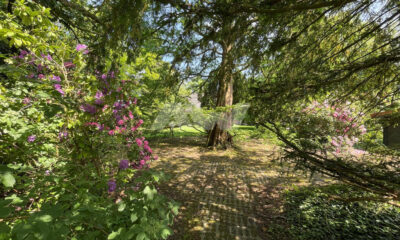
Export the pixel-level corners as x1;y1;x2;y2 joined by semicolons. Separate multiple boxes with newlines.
284;184;400;240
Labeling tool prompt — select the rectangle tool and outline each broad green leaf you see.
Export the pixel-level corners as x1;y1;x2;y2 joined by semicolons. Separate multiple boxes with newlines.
130;213;138;223
5;194;23;204
143;186;157;200
1;172;15;187
136;232;147;240
161;228;172;239
108;229;122;240
37;214;52;223
0;222;11;239
118;201;126;212
0;206;11;218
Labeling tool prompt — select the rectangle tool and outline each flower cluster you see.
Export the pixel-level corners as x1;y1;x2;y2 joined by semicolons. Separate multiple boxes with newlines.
13;44;89;100
302;100;367;155
13;44;158;195
77;71;157;193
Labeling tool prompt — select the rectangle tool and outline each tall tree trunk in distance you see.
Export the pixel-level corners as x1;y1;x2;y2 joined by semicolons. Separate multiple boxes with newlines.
207;40;234;148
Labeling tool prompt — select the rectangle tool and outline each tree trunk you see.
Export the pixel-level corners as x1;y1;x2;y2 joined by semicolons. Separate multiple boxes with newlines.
207;41;234;147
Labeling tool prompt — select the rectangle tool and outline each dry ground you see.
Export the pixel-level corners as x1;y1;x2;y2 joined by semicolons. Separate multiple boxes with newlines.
150;136;330;240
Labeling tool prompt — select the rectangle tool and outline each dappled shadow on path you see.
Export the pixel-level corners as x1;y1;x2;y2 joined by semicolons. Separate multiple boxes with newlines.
151;137;311;240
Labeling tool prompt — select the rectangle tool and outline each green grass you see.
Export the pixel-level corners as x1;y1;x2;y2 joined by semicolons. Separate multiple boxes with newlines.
230;124;279;143
144;125;206;139
143;124;279;143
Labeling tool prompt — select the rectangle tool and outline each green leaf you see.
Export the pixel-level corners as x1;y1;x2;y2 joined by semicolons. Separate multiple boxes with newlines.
13;38;22;47
130;213;138;223
143;186;157;200
1;172;15;188
108;228;123;240
0;222;11;239
37;214;52;223
161;228;172;239
136;232;147;240
118;201;126;212
5;194;23;204
0;206;11;218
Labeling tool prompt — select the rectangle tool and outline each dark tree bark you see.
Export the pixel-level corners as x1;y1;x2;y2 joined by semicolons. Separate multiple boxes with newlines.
207;26;235;147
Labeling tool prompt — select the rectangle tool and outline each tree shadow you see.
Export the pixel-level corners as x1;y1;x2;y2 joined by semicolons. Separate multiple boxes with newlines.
151;137;309;240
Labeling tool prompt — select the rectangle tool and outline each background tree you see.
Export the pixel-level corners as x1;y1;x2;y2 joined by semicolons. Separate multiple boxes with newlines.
250;0;400;200
150;0;367;147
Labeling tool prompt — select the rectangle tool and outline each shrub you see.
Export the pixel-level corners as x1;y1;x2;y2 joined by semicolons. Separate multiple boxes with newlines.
0;1;178;239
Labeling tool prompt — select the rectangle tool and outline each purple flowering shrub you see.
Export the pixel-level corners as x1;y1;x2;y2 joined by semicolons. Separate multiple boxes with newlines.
295;100;367;155
0;1;177;239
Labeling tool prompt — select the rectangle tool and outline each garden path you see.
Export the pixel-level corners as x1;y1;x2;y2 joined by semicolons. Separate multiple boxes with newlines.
151;137;310;240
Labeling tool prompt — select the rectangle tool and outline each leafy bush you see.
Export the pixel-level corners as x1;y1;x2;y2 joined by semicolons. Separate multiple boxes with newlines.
295;100;367;155
0;1;178;239
284;184;400;240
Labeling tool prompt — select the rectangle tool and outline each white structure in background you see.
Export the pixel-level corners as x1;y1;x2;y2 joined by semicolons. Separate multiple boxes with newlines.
188;93;201;108
151;93;249;131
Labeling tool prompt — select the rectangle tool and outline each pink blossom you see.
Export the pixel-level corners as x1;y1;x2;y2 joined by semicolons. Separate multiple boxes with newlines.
64;62;75;68
85;122;99;127
108;130;115;136
19;50;28;58
153;155;158;160
359;125;367;135
129;111;134;119
144;144;152;153
54;84;65;96
76;44;88;52
27;135;36;142
94;91;104;105
331;139;340;147
135;138;143;147
345;138;354;146
135;119;144;129
117;120;124;126
41;53;52;61
81;104;96;114
22;98;30;105
51;75;61;82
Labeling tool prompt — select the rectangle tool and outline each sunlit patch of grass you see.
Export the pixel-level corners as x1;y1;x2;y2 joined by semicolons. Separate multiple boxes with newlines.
144;125;206;139
143;124;280;146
